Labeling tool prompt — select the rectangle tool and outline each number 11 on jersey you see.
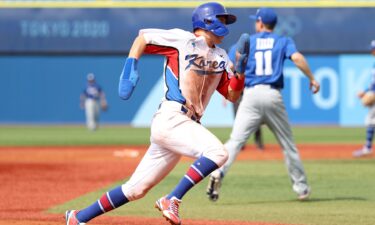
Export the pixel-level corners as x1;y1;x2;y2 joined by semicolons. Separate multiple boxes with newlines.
255;50;273;76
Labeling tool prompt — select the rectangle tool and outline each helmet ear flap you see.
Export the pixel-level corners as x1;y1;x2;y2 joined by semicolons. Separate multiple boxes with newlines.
206;19;229;36
192;20;206;31
193;18;229;37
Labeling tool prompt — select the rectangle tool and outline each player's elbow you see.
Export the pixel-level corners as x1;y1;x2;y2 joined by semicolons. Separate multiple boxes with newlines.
291;52;304;63
118;79;136;100
118;91;131;100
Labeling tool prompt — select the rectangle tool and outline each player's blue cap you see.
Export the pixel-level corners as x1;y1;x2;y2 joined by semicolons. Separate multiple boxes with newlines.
371;40;375;50
249;8;277;25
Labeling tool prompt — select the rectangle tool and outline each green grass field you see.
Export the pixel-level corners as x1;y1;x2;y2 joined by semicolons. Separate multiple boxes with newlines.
2;125;374;225
0;125;366;146
50;160;375;225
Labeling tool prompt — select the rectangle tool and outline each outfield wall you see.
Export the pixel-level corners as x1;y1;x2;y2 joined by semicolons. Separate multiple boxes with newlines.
0;55;371;126
0;6;374;126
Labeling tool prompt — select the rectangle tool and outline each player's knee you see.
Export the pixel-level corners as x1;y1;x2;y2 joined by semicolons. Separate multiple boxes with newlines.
217;147;229;166
204;145;228;167
132;187;150;200
122;184;152;201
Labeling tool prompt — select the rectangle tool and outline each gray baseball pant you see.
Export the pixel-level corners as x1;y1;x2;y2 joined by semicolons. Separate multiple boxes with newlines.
221;85;309;195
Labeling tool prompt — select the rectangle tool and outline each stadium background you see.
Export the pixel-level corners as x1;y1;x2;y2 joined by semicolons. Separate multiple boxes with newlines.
1;0;374;126
1;2;375;225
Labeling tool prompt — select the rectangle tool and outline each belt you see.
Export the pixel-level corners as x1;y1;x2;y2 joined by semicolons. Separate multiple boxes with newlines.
180;105;199;122
158;101;200;123
248;84;280;90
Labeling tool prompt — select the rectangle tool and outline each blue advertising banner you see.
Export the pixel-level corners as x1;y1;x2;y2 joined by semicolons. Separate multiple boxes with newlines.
0;55;163;123
283;56;340;124
339;55;373;126
0;54;374;126
0;8;374;53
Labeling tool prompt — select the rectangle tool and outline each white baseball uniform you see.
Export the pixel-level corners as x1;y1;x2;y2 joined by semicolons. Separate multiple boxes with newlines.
121;28;234;201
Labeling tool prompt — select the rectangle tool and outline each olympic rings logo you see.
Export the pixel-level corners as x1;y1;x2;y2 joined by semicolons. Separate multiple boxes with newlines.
274;15;302;37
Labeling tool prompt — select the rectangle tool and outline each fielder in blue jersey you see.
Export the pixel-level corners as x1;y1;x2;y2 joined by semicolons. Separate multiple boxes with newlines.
80;73;108;131
353;40;375;157
207;8;320;202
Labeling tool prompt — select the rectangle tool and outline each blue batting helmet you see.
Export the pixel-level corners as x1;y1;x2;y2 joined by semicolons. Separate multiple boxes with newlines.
192;2;236;37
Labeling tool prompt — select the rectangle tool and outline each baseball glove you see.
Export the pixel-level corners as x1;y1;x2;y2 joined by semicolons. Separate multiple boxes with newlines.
361;91;375;107
101;102;108;111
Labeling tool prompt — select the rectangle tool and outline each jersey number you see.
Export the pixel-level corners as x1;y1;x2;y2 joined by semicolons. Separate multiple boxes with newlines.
254;50;273;76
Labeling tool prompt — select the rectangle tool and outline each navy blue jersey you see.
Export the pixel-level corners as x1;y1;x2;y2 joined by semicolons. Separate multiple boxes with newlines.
229;32;297;89
369;63;375;92
83;83;102;100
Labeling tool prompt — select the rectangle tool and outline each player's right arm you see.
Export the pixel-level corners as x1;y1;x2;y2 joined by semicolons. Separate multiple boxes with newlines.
79;93;85;109
119;29;187;100
128;35;147;59
80;89;87;109
118;34;146;100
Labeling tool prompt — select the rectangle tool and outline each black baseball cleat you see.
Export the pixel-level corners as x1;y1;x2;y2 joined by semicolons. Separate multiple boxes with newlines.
206;175;221;202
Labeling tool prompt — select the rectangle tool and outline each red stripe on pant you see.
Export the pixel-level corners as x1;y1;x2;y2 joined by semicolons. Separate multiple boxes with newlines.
186;167;203;184
99;193;114;212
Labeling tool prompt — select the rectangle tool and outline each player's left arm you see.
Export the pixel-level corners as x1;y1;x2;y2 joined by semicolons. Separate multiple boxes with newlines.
291;52;320;94
217;71;245;102
217;33;249;102
287;37;320;94
99;89;108;111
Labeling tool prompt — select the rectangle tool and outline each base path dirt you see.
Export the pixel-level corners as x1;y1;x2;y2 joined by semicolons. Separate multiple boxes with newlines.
0;144;367;225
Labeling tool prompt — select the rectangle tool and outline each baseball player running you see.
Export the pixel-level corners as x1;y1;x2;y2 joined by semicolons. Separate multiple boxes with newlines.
353;40;375;157
207;7;320;202
66;2;248;225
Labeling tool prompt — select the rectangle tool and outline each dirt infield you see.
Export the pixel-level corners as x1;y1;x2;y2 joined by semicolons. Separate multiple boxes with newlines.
0;144;367;225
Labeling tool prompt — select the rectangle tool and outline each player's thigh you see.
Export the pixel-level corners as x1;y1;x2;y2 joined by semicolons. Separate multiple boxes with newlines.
264;90;293;138
122;143;181;201
93;102;100;117
85;100;95;116
152;113;224;159
230;90;263;141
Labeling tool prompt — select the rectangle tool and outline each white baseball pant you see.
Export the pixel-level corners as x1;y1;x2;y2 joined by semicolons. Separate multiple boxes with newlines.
85;99;100;131
121;100;228;201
